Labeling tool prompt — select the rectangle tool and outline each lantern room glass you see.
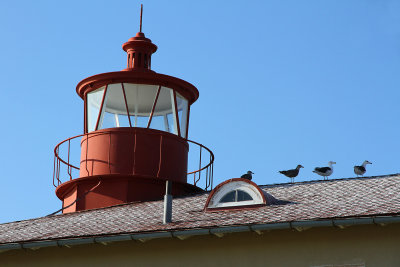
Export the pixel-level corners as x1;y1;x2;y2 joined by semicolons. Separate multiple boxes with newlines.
97;83;130;129
176;92;189;138
148;86;175;133
85;83;189;138
86;86;106;132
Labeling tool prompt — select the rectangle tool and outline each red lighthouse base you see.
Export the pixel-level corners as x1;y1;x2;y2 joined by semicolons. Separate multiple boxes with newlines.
56;175;203;213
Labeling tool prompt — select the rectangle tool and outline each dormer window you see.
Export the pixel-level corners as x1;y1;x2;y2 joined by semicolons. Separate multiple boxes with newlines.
220;190;253;203
204;178;266;211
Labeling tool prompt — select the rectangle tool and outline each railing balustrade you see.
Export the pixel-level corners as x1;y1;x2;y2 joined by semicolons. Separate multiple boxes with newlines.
53;131;214;191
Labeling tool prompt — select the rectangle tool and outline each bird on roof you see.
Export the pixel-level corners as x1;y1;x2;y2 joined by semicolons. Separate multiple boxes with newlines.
279;165;304;183
241;171;254;180
354;160;372;177
313;161;336;180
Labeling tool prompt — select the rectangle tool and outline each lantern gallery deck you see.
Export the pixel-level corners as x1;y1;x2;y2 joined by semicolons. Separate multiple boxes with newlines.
53;130;214;190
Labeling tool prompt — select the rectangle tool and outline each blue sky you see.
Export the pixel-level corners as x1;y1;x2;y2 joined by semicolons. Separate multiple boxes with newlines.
0;1;399;223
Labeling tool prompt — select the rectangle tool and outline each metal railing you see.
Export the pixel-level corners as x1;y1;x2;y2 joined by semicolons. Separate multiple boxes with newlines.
53;131;214;191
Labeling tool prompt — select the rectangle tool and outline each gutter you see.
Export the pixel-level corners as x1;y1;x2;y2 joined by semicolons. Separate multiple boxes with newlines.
1;215;400;252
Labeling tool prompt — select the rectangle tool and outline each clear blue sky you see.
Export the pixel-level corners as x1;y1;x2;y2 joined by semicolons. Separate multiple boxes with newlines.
0;1;399;223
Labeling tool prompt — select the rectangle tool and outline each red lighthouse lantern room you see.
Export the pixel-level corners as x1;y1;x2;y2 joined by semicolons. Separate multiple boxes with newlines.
53;8;214;213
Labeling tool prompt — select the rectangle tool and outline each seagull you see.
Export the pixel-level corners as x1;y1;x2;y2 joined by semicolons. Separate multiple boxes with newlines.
279;165;304;183
241;171;254;180
354;160;372;177
313;161;336;180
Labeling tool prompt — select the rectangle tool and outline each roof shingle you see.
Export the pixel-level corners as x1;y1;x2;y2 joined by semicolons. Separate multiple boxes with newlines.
1;174;400;244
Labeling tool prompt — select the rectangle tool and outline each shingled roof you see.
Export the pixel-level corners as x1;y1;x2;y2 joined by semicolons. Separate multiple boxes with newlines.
1;174;400;248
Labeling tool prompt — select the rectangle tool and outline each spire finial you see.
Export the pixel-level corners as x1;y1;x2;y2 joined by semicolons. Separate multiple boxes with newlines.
139;4;143;33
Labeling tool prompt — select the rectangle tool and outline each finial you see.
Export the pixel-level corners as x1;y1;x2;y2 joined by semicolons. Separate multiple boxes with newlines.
139;4;143;33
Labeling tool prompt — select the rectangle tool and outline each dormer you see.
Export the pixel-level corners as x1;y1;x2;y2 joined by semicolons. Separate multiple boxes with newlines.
204;178;267;211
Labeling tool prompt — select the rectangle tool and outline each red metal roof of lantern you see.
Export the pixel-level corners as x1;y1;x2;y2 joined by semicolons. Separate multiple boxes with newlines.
53;5;214;214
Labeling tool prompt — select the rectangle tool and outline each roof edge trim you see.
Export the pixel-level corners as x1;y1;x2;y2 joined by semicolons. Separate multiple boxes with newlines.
1;215;400;252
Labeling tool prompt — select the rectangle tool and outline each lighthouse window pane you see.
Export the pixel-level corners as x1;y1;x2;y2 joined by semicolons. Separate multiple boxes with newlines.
149;87;177;133
123;83;159;128
170;90;180;135
117;114;131;127
149;115;165;131
100;112;131;128
101;112;118;129
129;115;148;128
176;93;188;138
87;86;105;132
98;84;130;130
167;113;174;134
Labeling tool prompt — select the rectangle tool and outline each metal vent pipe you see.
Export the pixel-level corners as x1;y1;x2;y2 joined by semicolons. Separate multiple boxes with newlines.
163;181;172;224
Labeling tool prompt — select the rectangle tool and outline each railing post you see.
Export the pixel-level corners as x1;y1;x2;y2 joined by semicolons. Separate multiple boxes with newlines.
205;165;209;190
198;147;202;183
53;155;57;187
211;163;214;190
56;149;61;185
67;139;72;180
85;134;89;176
108;132;112;174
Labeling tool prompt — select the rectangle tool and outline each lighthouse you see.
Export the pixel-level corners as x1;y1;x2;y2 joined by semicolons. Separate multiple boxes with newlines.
53;7;214;213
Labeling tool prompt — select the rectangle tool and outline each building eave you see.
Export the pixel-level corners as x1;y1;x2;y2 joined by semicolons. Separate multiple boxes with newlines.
1;215;400;252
